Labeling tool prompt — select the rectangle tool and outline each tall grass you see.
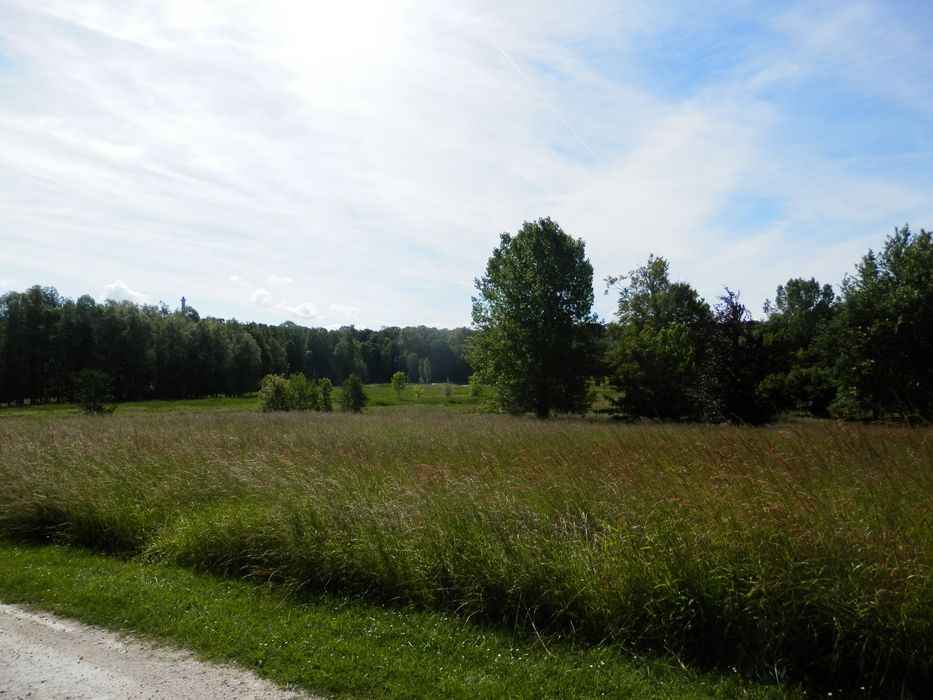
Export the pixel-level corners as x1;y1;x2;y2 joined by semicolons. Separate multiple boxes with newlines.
1;412;929;694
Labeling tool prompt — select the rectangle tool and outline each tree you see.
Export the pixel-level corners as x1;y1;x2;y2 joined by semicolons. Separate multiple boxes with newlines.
405;352;420;385
341;373;367;413
257;374;296;412
288;373;321;410
700;289;773;424
72;369;114;414
605;256;711;420
827;225;933;420
418;357;432;384
391;370;407;399
318;377;334;412
467;217;596;417
758;278;837;416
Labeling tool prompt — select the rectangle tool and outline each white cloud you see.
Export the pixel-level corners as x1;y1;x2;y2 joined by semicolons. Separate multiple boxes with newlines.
280;301;318;319
229;275;250;287
265;275;294;286
102;279;150;304
329;304;361;319
250;288;273;307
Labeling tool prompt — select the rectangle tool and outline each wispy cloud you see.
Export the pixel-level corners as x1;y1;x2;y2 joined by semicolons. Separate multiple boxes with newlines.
1;0;929;325
250;288;273;308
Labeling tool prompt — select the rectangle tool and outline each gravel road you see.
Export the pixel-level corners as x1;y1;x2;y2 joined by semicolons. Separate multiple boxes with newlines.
0;603;318;699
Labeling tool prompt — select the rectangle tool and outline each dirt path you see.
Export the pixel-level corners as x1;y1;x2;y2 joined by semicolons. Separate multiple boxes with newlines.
0;603;319;699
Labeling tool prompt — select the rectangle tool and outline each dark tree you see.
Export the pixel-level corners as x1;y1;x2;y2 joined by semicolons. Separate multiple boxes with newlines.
828;225;933;420
341;373;368;413
468;217;596;417
758;278;837;416
605;256;711;420
701;289;773;424
72;369;114;414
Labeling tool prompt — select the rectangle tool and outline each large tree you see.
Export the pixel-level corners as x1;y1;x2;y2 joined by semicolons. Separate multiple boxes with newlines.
758;278;837;416
605;255;711;420
467;217;596;417
700;289;773;424
828;225;933;420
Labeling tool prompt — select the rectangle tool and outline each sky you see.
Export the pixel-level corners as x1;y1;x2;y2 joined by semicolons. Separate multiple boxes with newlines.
1;0;931;329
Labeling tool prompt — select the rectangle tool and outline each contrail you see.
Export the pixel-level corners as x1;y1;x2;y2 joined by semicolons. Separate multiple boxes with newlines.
484;30;602;165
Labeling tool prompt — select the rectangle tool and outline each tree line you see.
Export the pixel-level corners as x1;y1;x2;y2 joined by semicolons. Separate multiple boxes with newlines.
0;292;472;405
2;222;929;422
469;220;931;423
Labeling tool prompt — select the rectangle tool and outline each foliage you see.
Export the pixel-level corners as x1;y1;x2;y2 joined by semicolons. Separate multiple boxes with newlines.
468;373;483;397
257;374;295;412
758;278;837;416
828;225;933;420
71;368;114;414
468;217;596;418
341;373;368;413
418;357;432;385
605;256;711;420
318;377;334;412
258;373;328;412
333;333;367;384
390;370;407;399
0;287;473;406
700;290;774;424
288;372;321;410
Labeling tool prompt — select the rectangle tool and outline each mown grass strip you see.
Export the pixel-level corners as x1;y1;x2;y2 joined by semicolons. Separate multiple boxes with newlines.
0;542;798;699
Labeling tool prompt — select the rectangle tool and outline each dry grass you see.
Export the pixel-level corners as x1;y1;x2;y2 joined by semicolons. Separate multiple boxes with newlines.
1;412;930;694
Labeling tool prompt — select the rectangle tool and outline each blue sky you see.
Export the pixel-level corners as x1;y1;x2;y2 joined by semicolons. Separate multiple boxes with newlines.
1;0;930;328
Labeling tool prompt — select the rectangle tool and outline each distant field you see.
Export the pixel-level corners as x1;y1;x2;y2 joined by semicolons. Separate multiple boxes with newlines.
0;382;485;417
0;408;929;696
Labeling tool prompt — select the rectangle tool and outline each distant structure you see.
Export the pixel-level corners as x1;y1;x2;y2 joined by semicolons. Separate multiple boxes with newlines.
181;296;187;312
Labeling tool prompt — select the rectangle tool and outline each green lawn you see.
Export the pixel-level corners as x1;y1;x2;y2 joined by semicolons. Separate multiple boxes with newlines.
0;542;796;699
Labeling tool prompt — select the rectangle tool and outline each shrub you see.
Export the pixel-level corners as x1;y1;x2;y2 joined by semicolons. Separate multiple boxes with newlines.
318;378;334;412
72;369;115;414
341;373;367;413
288;373;321;411
257;375;296;412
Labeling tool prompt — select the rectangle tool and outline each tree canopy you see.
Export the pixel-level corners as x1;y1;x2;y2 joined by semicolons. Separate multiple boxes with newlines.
468;218;596;417
0;290;472;406
828;225;933;420
605;256;711;420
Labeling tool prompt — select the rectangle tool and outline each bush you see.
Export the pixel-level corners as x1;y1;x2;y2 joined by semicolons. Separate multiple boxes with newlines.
288;373;321;411
72;369;115;414
391;371;407;399
259;374;333;413
341;373;367;413
318;378;334;412
257;375;295;412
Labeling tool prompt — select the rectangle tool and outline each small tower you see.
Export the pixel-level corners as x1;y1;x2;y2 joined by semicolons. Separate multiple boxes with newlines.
181;296;187;312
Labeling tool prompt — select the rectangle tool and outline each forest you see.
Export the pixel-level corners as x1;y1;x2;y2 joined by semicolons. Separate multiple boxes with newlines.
0;295;472;405
1;224;930;423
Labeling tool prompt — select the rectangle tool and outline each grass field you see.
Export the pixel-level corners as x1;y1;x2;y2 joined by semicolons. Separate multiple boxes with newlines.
0;407;930;696
0;381;484;417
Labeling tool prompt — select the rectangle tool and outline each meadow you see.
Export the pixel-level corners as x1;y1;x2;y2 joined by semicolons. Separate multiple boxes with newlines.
0;405;930;696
